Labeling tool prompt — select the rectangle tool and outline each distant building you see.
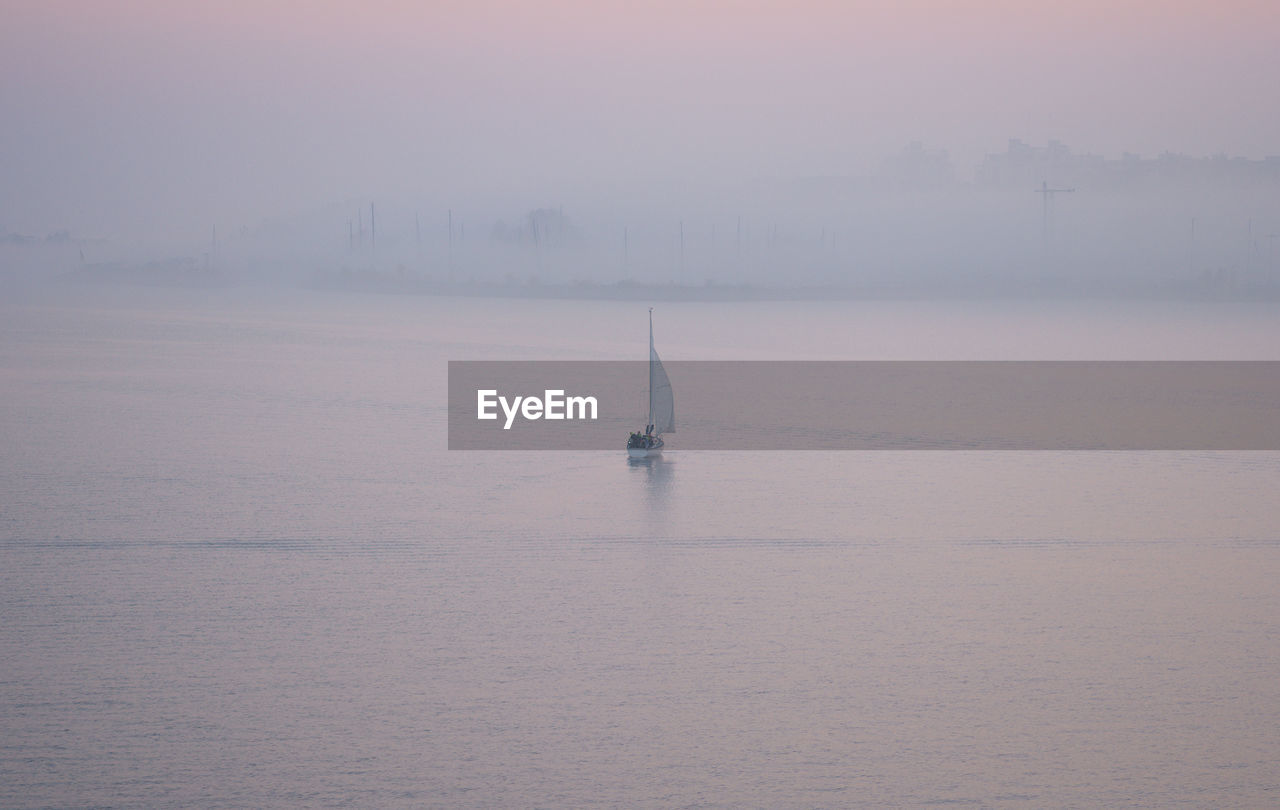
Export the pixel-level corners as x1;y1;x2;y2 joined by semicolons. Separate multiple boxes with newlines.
977;139;1280;191
881;141;954;190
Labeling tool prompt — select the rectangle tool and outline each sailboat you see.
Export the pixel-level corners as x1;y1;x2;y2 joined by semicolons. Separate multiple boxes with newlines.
627;308;675;458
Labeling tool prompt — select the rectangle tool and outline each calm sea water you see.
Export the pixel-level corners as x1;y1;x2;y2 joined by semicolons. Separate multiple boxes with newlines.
2;285;1279;807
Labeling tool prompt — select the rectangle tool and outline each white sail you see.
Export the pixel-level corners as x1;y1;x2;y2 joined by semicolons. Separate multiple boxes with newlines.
650;344;675;434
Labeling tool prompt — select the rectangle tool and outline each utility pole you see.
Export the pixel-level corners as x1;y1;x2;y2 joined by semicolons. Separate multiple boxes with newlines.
1035;180;1075;263
531;218;540;276
1189;216;1196;277
1269;233;1279;287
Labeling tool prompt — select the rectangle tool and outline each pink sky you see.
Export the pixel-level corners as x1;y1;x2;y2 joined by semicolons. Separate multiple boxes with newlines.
2;0;1277;239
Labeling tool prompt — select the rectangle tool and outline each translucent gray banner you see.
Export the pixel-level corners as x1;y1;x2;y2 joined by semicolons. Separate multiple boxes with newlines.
448;361;1280;450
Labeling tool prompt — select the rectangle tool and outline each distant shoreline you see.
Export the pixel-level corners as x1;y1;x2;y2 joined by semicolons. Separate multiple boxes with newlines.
4;262;1275;304
308;270;1280;304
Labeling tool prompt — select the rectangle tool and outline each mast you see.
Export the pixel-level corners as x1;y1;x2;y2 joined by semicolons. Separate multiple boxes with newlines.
648;307;654;432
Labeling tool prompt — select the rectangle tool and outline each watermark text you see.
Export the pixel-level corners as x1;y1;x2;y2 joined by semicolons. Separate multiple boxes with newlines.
477;389;598;429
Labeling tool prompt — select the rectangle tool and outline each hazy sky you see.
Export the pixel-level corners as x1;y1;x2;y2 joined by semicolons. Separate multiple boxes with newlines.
2;0;1277;242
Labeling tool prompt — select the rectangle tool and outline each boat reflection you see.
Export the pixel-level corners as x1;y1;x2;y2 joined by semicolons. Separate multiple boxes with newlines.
627;454;675;505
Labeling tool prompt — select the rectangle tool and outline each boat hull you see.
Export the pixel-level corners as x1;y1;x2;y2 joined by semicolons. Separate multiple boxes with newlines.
626;434;664;458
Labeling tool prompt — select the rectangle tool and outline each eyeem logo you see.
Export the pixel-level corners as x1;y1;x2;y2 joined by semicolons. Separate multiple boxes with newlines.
477;389;599;429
